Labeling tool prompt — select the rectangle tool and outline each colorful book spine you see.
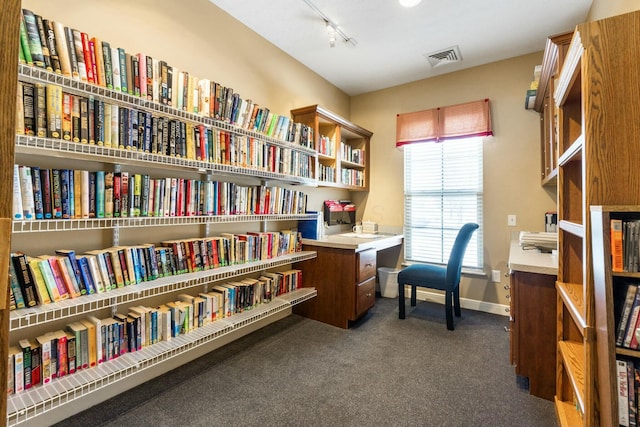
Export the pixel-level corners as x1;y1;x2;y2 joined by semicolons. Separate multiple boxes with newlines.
21;9;45;68
42;19;61;73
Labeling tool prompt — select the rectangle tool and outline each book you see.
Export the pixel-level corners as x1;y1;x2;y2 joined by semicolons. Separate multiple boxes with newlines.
39;255;70;300
34;83;47;137
8;257;26;310
35;257;63;302
12;165;23;221
19;339;32;390
46;84;63;139
35;334;52;384
11;252;39;307
612;219;625;272
618;283;640;347
619;359;631;427
42;19;61;73
79;319;97;367
85;316;103;364
71;29;88;81
27;256;52;305
56;256;82;297
80;32;95;84
91;37;106;87
18;13;33;66
64;26;80;80
64;331;76;375
21;9;45;68
11;346;24;394
22;82;35;136
29;340;41;387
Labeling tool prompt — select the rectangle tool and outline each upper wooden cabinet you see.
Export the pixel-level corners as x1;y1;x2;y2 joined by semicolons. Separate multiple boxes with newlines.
534;31;573;187
291;105;372;191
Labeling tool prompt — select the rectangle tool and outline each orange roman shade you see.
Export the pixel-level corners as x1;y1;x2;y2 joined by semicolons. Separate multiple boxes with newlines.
396;98;492;146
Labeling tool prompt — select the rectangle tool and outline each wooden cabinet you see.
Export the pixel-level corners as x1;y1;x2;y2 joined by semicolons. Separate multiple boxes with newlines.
533;32;572;187
509;270;557;401
292;245;376;328
292;235;403;329
554;11;640;427
291;105;372;191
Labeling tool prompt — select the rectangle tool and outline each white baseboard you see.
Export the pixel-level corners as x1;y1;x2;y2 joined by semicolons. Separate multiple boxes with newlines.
403;288;510;317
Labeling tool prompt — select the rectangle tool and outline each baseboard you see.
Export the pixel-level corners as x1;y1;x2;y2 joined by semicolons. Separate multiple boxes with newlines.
405;288;510;317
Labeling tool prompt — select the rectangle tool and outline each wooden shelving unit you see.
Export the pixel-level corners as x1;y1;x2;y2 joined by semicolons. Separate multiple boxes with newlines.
291;105;372;191
533;31;572;187
554;10;640;427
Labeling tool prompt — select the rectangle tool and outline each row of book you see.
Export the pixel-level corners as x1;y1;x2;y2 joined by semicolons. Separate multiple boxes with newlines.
616;282;640;350
7;269;302;395
13;164;309;221
8;230;302;310
341;168;366;187
617;358;640;427
18;8;315;147
611;219;640;273
340;142;365;165
318;164;336;183
16;81;315;178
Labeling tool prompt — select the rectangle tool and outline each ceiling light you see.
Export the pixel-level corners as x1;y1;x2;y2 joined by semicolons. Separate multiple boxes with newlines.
399;0;422;7
302;0;357;47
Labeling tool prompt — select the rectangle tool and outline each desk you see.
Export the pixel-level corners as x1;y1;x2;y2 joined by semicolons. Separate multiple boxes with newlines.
293;234;403;328
508;240;558;401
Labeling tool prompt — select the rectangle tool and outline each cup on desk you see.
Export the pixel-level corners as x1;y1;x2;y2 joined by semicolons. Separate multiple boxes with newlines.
353;225;363;234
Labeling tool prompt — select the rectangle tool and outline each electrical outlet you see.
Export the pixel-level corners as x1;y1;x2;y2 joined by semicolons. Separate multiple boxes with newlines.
491;270;501;282
507;214;517;226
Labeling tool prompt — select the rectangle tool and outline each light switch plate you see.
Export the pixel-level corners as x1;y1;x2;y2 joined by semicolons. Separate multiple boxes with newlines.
507;214;517;226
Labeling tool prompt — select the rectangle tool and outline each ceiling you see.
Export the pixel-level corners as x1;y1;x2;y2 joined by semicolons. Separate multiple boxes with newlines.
209;0;592;96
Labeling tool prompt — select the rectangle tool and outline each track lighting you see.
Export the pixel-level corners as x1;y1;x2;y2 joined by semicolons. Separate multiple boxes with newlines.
302;0;357;47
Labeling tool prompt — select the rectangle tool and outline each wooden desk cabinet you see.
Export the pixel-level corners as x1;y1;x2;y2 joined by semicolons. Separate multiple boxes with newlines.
293;245;377;328
509;270;557;401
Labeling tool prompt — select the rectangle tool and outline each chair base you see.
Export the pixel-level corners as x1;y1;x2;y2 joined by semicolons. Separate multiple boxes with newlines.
398;284;461;330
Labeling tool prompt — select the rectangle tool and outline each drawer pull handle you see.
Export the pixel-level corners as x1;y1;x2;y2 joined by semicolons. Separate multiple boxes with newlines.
503;284;510;291
366;293;372;297
503;326;511;333
505;294;510;300
365;263;373;267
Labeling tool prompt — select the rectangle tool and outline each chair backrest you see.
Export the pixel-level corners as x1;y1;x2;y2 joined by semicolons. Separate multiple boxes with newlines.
446;223;479;288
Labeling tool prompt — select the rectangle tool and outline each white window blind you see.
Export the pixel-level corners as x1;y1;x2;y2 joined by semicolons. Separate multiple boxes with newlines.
404;137;483;268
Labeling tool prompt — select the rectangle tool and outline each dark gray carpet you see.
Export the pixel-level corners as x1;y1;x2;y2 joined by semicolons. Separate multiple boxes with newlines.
54;297;557;427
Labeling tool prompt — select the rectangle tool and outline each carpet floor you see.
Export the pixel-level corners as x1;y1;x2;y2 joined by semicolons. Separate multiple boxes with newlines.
55;296;558;427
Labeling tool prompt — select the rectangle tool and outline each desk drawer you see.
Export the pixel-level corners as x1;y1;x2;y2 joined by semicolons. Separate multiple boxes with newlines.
357;249;376;282
355;276;376;318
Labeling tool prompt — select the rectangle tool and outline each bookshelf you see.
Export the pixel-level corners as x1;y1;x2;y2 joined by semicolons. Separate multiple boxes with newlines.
291;105;372;191
532;31;572;187
591;206;640;427
6;8;324;426
553;11;640;427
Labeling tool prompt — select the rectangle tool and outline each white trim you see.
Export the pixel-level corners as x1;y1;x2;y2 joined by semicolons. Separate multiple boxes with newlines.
406;288;510;317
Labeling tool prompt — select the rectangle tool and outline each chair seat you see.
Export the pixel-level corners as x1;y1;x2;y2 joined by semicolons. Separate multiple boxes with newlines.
397;264;447;291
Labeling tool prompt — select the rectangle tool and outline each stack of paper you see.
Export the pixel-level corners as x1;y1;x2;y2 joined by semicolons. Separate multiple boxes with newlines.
519;231;557;252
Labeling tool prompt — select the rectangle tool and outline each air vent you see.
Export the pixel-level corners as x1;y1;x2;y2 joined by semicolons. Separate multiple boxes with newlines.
424;45;462;67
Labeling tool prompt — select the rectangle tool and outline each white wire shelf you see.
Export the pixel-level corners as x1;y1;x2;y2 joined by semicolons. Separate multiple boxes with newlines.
10;251;317;331
12;212;319;234
15;134;318;187
6;287;316;427
17;64;317;158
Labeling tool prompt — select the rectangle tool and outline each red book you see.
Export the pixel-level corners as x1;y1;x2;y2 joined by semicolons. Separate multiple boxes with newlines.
88;39;99;86
80;32;95;84
113;172;121;217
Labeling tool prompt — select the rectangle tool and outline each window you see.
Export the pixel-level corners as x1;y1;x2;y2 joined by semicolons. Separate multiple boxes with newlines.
403;137;483;269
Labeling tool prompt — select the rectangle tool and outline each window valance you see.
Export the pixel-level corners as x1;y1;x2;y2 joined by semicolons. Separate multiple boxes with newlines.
396;98;493;147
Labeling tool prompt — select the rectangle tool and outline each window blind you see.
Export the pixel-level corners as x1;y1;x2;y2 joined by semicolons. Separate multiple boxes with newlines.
403;138;483;268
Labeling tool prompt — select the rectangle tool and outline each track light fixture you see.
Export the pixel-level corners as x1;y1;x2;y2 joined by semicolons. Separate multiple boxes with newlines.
302;0;357;47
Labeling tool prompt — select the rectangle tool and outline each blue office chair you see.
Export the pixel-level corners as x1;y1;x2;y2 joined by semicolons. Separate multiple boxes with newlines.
398;223;479;330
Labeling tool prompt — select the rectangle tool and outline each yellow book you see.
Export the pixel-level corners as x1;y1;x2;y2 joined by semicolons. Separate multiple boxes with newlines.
45;84;62;139
27;256;52;305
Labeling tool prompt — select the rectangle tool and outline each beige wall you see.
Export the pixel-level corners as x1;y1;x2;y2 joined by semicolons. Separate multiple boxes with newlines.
351;53;557;306
588;0;640;20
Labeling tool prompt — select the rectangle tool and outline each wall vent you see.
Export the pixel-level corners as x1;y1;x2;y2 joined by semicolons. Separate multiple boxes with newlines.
424;45;462;67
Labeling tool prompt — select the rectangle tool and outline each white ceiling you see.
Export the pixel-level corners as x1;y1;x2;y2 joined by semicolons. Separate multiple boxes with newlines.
209;0;592;96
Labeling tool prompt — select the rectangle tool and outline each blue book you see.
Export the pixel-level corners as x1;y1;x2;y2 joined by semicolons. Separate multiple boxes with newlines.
77;256;96;294
96;171;105;218
60;169;70;219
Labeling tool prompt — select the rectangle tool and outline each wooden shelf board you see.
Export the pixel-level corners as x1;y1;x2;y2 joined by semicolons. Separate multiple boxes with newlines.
616;347;640;358
555;397;583;427
542;168;558;187
557;281;587;333
558;340;585;415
